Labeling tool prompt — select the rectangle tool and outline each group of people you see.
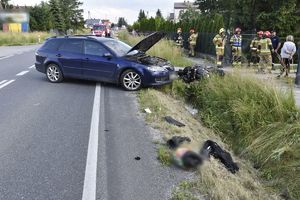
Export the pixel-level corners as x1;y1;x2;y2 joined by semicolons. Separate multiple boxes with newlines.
175;27;198;57
175;27;298;77
213;27;297;76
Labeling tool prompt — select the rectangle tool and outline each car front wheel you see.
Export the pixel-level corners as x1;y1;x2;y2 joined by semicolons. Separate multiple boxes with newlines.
46;64;63;83
120;69;142;91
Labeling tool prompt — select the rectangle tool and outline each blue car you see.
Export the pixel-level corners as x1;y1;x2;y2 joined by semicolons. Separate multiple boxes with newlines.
35;32;176;91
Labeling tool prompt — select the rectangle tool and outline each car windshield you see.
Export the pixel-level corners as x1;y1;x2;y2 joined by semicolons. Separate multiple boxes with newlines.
93;25;106;31
102;40;133;57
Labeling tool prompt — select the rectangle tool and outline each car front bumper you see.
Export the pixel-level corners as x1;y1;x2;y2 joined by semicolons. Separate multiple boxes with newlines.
35;62;46;73
144;70;177;86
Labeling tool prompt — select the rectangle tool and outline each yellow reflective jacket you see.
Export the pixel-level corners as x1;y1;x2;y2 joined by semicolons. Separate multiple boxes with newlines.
213;34;225;47
189;33;198;45
260;38;273;55
250;38;261;53
230;34;242;47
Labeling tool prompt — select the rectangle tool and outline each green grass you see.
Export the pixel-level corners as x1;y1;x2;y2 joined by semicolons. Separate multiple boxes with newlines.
164;74;300;199
0;32;52;46
157;145;172;166
118;31;193;67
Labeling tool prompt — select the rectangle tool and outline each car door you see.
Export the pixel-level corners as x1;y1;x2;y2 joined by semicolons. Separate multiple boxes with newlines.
83;40;119;82
57;39;84;78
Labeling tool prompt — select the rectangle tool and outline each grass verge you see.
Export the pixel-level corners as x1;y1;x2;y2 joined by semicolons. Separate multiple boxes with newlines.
163;73;300;199
138;88;281;200
0;32;52;46
157;145;172;166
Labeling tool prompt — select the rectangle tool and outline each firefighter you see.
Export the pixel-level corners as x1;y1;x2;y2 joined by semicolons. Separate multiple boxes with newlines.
259;31;274;73
175;28;183;47
230;27;242;67
188;28;198;57
213;28;226;66
250;31;263;69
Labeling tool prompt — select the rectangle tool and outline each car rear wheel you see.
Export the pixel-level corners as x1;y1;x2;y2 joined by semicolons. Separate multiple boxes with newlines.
46;64;63;83
121;69;142;91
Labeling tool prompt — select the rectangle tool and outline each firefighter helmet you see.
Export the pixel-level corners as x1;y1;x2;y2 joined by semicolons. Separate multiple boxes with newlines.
219;28;225;34
264;31;271;38
235;27;241;33
257;31;264;36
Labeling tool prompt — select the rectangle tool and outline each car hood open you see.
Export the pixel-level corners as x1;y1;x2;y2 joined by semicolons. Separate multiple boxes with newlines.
127;31;166;54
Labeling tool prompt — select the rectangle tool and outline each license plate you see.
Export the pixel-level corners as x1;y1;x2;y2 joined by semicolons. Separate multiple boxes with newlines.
169;72;178;80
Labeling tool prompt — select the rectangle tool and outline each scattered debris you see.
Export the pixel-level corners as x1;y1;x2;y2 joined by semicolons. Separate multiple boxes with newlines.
144;108;152;114
280;187;291;200
167;136;191;149
134;156;141;160
184;105;198;116
200;140;239;174
178;64;225;83
164;116;185;127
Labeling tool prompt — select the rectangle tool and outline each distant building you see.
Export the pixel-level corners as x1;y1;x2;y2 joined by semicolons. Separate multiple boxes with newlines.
85;18;101;29
0;6;30;32
173;1;199;22
168;13;175;21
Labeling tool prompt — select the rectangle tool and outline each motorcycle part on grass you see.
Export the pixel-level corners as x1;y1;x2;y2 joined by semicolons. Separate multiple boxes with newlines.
200;140;239;174
167;136;191;149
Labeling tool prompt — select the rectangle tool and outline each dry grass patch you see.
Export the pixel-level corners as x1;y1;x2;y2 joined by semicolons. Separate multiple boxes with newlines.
0;32;52;46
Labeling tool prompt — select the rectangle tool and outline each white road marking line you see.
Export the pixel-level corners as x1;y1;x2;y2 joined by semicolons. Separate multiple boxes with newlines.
82;83;101;200
0;55;13;60
0;80;15;90
16;70;29;76
0;80;7;85
28;65;35;69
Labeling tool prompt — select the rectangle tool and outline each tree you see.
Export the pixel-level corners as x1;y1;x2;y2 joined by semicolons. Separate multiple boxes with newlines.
49;0;65;32
59;0;84;32
195;0;300;35
156;9;162;18
138;9;147;22
0;0;10;9
29;2;51;31
178;6;200;22
117;17;128;27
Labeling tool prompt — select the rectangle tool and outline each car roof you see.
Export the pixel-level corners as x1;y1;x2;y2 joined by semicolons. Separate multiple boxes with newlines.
48;35;115;43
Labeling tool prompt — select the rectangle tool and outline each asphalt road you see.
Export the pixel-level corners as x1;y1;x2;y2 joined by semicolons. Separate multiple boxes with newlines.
0;45;185;200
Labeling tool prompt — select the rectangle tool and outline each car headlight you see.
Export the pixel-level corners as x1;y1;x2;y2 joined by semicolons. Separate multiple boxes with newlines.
147;66;167;72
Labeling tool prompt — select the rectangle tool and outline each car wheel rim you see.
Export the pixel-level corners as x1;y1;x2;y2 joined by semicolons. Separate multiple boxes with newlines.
47;65;60;82
123;72;141;90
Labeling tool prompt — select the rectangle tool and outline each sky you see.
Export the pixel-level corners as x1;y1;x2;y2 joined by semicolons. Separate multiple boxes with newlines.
10;0;179;24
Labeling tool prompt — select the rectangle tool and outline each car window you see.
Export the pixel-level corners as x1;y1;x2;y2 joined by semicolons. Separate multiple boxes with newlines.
84;40;109;56
59;39;83;54
93;25;106;31
102;40;132;57
42;39;63;50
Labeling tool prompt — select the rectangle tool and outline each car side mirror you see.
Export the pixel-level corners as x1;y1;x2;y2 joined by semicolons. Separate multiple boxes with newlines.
103;53;112;59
